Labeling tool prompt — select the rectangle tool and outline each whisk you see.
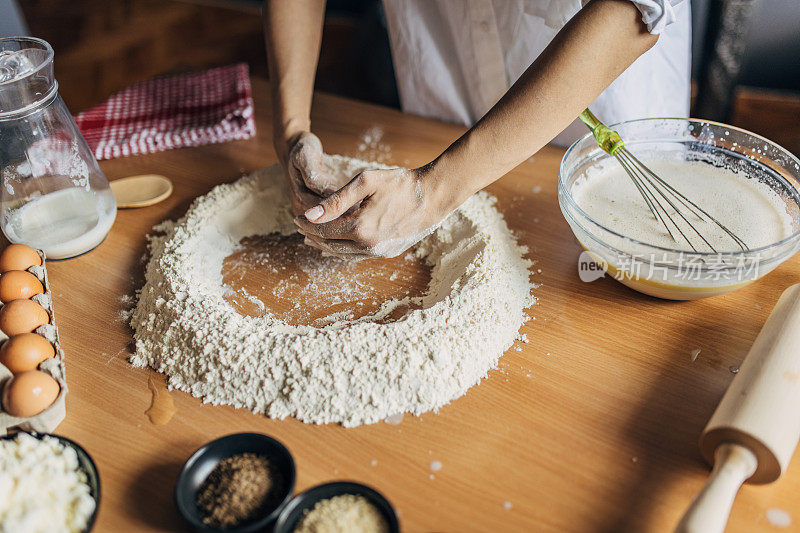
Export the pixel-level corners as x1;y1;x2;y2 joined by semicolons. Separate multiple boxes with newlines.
578;109;748;253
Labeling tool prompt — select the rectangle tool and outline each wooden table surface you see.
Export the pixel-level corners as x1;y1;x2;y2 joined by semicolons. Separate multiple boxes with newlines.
39;78;800;532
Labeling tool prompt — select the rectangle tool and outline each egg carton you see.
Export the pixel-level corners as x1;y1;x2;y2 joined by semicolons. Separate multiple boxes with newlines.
0;249;68;434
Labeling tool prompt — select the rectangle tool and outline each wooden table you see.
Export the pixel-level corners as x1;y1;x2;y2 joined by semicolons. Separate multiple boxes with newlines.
41;78;800;532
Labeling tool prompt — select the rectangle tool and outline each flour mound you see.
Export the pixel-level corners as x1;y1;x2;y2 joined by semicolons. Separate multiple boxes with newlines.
130;155;535;427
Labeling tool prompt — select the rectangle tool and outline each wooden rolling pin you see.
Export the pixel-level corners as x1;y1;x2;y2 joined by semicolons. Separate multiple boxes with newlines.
677;283;800;533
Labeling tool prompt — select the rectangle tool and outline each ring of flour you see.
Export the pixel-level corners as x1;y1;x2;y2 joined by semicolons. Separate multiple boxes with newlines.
130;155;535;427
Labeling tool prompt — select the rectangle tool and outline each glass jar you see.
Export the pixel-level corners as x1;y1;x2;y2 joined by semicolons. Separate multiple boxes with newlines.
0;37;116;259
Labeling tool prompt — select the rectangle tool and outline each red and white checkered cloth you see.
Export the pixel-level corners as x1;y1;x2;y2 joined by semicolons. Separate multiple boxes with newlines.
74;63;256;160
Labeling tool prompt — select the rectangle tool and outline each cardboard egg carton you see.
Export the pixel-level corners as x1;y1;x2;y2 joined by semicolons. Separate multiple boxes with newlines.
0;249;67;433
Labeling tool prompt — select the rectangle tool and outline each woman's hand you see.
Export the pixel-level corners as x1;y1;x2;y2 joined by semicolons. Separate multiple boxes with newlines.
265;0;333;215
275;131;349;216
293;166;455;258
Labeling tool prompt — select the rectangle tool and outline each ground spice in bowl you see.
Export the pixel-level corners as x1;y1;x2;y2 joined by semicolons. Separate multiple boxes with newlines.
196;452;282;529
293;494;389;533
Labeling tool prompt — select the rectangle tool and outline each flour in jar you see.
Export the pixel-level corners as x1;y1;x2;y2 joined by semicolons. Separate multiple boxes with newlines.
130;155;535;427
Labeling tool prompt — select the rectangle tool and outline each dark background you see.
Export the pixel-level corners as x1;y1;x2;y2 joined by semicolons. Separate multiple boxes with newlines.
8;0;800;154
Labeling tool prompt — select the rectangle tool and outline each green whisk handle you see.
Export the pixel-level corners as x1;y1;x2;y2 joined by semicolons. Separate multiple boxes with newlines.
579;109;625;156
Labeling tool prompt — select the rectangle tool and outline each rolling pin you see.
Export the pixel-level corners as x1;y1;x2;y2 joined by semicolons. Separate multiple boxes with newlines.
676;283;800;533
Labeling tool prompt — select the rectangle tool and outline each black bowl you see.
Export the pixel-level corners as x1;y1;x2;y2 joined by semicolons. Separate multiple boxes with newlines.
273;481;399;533
174;432;296;532
0;431;101;532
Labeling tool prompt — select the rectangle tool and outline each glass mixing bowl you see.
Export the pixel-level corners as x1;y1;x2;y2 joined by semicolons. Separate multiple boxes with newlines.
558;118;800;299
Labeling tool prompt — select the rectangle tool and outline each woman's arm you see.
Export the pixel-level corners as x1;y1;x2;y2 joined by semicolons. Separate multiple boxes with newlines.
263;0;345;215
426;0;658;211
296;0;660;257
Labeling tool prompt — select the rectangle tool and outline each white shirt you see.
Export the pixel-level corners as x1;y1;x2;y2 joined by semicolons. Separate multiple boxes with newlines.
382;0;691;147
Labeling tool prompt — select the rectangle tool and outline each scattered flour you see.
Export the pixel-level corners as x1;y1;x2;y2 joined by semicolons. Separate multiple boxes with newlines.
130;155;535;427
765;508;792;528
117;308;132;323
353;126;392;163
383;413;404;425
223;233;421;326
238;287;266;313
118;293;135;323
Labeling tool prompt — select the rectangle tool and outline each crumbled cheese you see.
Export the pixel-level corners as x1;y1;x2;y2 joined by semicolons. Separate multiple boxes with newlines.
0;433;95;532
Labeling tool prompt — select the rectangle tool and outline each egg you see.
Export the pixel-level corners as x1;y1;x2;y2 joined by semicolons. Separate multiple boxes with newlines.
1;369;60;417
0;270;44;303
0;299;49;336
0;244;42;273
0;333;55;373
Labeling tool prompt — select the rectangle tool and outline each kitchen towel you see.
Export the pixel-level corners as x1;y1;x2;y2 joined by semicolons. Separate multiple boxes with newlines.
74;63;255;160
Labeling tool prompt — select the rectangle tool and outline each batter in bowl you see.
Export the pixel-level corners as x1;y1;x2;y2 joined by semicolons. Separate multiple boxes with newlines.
571;158;795;253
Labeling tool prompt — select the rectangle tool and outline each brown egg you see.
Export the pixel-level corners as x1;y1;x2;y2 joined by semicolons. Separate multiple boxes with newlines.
0;270;44;303
0;299;49;336
0;334;55;373
0;244;42;273
1;369;60;417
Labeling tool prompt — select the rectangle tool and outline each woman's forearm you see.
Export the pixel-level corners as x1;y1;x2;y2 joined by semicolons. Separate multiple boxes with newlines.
263;0;326;146
426;0;659;211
